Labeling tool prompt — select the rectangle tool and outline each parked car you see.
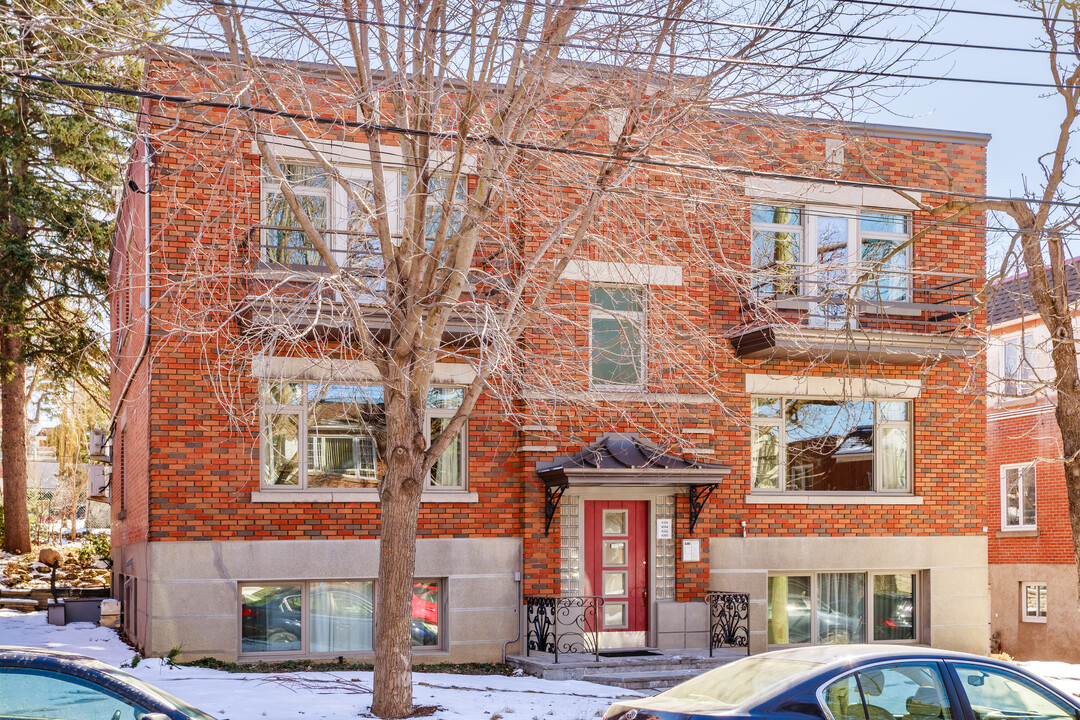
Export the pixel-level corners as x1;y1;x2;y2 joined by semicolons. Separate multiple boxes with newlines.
604;645;1080;720
0;646;216;720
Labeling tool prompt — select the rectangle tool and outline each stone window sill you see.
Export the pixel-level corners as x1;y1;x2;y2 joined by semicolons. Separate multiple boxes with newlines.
745;493;923;505
997;528;1039;538
250;490;478;504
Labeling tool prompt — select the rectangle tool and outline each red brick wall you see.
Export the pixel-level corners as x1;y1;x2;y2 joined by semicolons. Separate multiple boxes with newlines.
988;403;1075;565
110;64;988;602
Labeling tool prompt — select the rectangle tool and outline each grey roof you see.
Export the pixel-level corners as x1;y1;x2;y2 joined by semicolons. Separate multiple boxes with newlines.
988;260;1080;327
537;433;727;475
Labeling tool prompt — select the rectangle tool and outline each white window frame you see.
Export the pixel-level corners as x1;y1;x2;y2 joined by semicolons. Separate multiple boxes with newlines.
589;284;647;390
1001;335;1036;397
750;396;913;494
804;207;911;302
260;161;401;263
260;381;466;491
750;204;803;296
1021;581;1047;623
1001;462;1037;530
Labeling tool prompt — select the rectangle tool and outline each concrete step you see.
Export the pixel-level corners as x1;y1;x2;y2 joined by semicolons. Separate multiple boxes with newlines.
582;668;703;690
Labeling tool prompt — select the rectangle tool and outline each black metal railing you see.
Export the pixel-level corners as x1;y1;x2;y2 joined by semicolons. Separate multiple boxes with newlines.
743;264;979;336
524;595;604;663
705;591;750;657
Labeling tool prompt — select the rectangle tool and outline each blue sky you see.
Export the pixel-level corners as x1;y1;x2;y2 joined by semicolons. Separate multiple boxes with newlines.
855;0;1063;266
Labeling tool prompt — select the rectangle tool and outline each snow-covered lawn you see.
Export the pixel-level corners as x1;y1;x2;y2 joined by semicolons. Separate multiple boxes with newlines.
0;609;638;719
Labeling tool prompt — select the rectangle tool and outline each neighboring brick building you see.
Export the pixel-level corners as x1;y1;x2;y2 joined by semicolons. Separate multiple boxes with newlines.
986;267;1080;660
108;54;990;663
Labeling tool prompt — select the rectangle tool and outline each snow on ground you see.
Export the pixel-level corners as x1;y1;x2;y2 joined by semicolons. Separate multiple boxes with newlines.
1020;661;1080;699
0;609;640;720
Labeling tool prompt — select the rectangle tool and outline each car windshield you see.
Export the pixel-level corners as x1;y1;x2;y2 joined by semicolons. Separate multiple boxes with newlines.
661;656;822;708
99;665;218;720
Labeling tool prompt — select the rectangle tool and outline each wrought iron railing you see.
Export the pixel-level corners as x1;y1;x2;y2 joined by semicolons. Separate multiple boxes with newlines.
743;263;979;336
705;591;750;657
524;595;604;663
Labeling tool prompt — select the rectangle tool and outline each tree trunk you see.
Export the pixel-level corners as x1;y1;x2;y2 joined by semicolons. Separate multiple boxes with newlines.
1;325;29;554
371;393;427;719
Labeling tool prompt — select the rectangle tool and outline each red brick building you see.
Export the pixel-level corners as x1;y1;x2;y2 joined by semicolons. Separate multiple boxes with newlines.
108;55;990;663
987;268;1080;660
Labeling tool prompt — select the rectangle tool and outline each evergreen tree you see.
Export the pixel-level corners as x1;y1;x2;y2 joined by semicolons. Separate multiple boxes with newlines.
0;0;152;552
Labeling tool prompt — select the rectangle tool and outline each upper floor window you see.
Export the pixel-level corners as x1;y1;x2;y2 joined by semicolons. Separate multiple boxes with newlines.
1001;462;1036;529
751;397;911;493
1002;337;1036;396
590;285;646;388
749;205;910;302
261;381;465;491
262;163;331;266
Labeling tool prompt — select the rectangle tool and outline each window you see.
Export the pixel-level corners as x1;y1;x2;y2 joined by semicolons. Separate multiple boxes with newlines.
401;174;466;244
821;663;951;720
749;206;911;302
751;397;912;493
952;662;1074;720
240;579;442;655
1002;338;1036;396
0;667;151;720
769;572;919;647
1022;582;1047;623
751;205;802;296
261;382;465;490
1001;463;1036;529
262;163;332;266
590;285;646;387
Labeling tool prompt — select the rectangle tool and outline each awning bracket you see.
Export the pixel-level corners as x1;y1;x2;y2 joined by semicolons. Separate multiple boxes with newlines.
688;484;718;534
544;484;568;536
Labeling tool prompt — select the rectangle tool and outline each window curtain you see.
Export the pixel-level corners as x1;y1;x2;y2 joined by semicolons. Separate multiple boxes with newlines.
817;572;866;643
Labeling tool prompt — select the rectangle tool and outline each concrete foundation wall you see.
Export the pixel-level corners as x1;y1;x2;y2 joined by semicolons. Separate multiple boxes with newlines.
990;563;1080;662
709;535;989;655
135;537;521;663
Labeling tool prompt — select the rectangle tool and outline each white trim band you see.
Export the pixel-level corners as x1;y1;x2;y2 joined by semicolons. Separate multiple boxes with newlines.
744;374;921;399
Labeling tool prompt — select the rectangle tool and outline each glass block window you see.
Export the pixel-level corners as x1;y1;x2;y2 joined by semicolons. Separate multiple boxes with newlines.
560;497;581;596
655;495;676;600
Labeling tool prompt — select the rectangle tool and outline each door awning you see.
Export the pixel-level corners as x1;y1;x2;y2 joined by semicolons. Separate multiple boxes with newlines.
536;434;731;534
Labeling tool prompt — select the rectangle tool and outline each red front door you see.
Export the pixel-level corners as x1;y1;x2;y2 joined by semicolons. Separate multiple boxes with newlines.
584;500;648;640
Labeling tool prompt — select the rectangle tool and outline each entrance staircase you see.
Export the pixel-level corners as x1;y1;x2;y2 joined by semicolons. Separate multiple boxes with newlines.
507;647;745;692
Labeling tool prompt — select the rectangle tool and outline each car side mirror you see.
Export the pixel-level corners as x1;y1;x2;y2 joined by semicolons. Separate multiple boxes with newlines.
967;675;985;687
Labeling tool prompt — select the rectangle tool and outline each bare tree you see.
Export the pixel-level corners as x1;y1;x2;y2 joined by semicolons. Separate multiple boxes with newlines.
102;0;958;715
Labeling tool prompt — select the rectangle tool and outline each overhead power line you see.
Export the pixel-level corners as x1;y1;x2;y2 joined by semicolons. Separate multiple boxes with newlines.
195;0;1080;92
201;0;1064;58
16;69;1079;211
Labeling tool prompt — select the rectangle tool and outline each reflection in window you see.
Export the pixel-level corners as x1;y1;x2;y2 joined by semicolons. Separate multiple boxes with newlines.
262;381;465;490
311;581;374;652
751;205;801;296
874;574;915;641
767;575;812;645
1003;464;1036;528
954;663;1074;720
751;397;911;493
817;572;866;644
262;163;330;266
0;668;150;720
241;584;303;653
411;581;440;646
590;286;646;387
860;212;909;302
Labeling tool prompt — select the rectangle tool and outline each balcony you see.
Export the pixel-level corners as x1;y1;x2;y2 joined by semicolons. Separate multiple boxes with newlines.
237;225;480;339
729;264;981;363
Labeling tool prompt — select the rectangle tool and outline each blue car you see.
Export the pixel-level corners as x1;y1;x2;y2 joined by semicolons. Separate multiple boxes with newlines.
605;645;1080;720
0;646;216;720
